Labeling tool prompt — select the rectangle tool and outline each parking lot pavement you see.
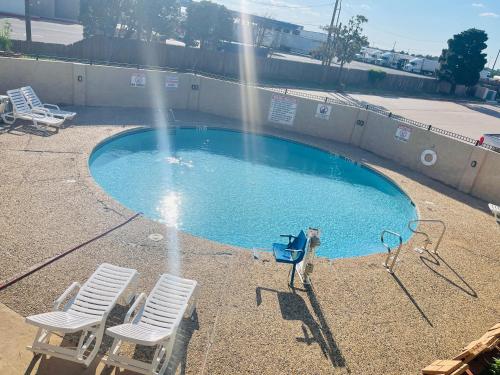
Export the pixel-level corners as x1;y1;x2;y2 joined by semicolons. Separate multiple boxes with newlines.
284;88;500;139
1;16;83;45
270;52;429;78
350;93;499;139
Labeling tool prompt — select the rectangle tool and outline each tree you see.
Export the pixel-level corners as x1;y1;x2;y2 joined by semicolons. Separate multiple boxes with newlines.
252;15;274;48
332;15;368;82
80;0;122;38
437;28;488;90
184;1;234;49
80;0;180;41
132;0;180;41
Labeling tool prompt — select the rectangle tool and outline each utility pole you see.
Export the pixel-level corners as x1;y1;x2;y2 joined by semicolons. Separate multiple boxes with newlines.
492;48;500;72
322;0;341;67
24;0;32;42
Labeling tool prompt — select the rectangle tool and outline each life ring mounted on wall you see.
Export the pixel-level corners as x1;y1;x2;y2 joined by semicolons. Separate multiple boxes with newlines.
421;149;437;166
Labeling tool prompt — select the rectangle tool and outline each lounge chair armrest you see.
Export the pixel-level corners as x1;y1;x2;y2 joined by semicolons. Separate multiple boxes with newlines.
280;234;296;246
124;293;147;323
53;282;81;311
284;248;304;253
43;103;60;110
31;108;52;117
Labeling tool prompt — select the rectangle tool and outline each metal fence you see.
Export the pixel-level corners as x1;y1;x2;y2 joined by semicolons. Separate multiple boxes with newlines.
12;54;499;153
265;86;496;151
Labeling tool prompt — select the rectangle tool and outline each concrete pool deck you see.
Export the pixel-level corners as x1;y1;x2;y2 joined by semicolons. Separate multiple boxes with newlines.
0;107;499;375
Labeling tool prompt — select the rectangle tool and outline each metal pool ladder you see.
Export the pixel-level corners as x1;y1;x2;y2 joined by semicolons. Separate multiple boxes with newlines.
408;219;446;254
382;230;403;273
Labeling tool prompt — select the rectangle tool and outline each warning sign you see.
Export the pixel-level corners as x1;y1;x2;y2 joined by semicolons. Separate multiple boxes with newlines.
315;103;332;120
130;73;146;87
165;76;179;89
395;125;412;142
268;94;297;126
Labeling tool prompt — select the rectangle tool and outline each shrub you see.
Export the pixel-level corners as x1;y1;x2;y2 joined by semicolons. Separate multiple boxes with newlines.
368;69;387;84
489;357;500;375
0;21;12;51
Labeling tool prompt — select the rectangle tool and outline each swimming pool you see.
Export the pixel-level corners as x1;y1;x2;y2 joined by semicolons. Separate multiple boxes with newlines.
89;127;417;259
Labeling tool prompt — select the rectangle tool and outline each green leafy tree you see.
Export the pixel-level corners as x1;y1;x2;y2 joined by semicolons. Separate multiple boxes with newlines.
437;28;488;90
80;0;122;38
81;0;180;41
184;1;234;49
0;21;12;51
130;0;180;41
332;15;369;82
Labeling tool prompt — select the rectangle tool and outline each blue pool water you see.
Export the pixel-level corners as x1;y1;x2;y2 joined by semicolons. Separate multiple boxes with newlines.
89;127;417;259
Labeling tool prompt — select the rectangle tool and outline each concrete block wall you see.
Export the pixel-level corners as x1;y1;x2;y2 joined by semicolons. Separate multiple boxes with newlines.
0;58;190;110
0;57;498;204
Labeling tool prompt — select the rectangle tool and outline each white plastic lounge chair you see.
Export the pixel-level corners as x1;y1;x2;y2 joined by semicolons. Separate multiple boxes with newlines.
103;273;198;375
489;203;500;224
21;86;76;120
25;263;138;367
1;89;65;129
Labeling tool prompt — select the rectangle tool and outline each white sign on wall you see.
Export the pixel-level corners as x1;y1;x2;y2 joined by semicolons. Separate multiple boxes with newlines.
165;76;179;89
395;125;412;142
315;103;332;120
130;73;146;87
268;94;297;126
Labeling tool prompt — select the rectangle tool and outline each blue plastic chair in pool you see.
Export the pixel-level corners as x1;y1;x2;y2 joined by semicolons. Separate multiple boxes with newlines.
272;230;309;287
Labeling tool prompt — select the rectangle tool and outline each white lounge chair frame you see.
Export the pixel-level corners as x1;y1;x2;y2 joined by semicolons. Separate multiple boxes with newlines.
21;86;76;120
1;89;65;129
25;263;138;367
489;203;500;224
103;273;198;375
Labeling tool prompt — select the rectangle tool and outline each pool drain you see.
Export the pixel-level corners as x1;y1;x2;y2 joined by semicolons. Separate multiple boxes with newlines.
148;233;164;241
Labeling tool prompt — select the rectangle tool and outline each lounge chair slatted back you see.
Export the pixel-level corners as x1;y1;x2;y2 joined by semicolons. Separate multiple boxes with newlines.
20;86;44;108
68;263;137;319
7;89;32;114
140;274;197;330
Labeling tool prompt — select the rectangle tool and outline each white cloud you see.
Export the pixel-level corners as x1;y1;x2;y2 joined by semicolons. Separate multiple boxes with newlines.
479;12;499;17
359;4;371;10
472;3;484;7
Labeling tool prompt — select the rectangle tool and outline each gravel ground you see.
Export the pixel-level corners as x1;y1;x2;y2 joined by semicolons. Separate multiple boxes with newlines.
0;107;499;375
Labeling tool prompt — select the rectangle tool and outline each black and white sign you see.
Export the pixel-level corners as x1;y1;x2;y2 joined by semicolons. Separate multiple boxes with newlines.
130;73;146;87
395;125;412;142
268;94;297;126
315;103;332;120
165;76;179;89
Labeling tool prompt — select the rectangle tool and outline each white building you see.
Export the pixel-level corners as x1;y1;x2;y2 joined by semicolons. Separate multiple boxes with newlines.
0;0;80;21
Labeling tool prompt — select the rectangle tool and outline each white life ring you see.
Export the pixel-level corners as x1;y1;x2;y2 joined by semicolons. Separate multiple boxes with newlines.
421;150;437;166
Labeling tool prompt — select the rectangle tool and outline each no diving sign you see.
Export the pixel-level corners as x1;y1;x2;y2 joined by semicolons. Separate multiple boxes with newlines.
315;103;332;120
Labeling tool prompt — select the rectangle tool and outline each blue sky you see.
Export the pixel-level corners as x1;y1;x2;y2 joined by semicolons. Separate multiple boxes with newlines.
215;0;500;66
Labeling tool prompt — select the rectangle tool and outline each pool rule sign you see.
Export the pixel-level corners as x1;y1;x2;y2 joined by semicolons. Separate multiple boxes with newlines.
315;103;332;120
395;124;412;142
268;94;297;126
130;73;146;87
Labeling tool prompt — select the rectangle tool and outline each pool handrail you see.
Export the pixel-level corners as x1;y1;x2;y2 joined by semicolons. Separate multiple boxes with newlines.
381;230;403;273
407;219;446;254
